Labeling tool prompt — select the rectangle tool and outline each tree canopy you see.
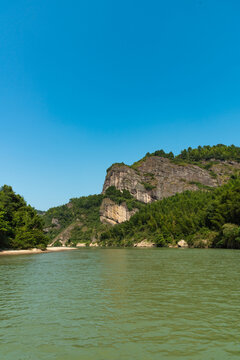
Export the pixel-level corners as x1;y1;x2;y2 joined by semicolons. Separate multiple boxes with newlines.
0;185;47;249
130;144;240;170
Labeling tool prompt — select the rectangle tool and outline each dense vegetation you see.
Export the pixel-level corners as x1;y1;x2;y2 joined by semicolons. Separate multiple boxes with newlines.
147;144;240;163
100;177;240;249
130;144;240;170
0;185;47;249
177;144;240;162
104;186;144;211
43;188;143;245
43;194;105;245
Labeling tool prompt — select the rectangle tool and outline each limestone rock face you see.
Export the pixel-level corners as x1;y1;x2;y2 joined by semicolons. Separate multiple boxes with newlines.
103;157;240;204
100;198;138;225
103;164;152;203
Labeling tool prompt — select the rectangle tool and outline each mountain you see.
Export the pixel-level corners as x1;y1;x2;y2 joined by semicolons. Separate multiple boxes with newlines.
43;144;240;248
101;145;240;223
99;176;240;249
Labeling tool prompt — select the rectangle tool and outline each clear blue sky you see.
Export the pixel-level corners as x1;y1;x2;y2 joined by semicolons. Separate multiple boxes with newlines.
1;0;240;210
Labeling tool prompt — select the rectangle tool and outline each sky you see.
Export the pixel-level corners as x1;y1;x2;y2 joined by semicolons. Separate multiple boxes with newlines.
1;0;240;210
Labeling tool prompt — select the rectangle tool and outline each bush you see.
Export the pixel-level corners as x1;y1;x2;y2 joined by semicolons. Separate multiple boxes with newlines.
215;224;240;249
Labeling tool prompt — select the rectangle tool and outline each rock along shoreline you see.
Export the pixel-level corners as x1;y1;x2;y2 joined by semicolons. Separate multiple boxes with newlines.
0;247;77;256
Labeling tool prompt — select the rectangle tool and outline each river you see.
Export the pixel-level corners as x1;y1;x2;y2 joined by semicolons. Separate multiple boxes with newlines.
0;248;239;359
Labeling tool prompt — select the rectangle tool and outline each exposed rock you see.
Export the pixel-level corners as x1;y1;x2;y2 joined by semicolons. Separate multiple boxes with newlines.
51;218;59;225
51;218;60;228
177;240;188;248
103;157;240;205
103;164;152;203
100;198;138;225
134;240;156;247
89;242;99;247
76;243;86;247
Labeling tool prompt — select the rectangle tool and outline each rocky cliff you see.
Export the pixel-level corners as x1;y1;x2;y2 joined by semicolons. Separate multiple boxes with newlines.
43;145;240;246
102;157;240;204
100;198;138;225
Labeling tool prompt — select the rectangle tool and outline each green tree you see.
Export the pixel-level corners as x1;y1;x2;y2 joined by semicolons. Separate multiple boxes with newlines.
0;185;47;249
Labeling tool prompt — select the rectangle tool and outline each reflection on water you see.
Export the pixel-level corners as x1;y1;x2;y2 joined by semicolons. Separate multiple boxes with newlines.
0;248;240;359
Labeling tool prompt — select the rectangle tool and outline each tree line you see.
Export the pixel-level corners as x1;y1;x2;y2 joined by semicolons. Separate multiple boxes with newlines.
134;144;240;167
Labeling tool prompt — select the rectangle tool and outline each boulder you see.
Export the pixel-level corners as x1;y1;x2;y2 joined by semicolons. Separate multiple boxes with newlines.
177;240;188;248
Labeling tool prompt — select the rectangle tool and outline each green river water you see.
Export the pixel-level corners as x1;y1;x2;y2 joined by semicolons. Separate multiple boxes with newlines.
0;248;240;360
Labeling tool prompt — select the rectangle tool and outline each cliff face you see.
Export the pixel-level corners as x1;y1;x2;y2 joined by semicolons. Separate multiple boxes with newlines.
100;198;138;225
102;157;240;204
102;164;152;203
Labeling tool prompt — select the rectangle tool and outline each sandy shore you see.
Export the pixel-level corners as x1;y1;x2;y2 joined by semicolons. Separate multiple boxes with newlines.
0;247;77;256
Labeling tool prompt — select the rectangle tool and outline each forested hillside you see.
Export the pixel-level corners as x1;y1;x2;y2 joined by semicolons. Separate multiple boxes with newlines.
43;194;106;245
0;185;47;249
42;187;143;246
100;176;240;249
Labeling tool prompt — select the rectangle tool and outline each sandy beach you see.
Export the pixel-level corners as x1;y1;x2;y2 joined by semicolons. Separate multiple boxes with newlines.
0;247;77;256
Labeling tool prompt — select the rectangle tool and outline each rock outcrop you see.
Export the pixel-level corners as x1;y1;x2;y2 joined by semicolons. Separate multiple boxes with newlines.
134;240;156;247
100;198;138;225
103;157;240;204
177;240;188;248
89;242;99;247
76;242;86;247
100;157;240;224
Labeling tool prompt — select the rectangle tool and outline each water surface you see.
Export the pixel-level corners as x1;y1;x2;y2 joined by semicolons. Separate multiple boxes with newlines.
0;248;240;359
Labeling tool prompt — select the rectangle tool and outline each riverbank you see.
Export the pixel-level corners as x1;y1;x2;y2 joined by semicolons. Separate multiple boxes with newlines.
0;247;77;256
